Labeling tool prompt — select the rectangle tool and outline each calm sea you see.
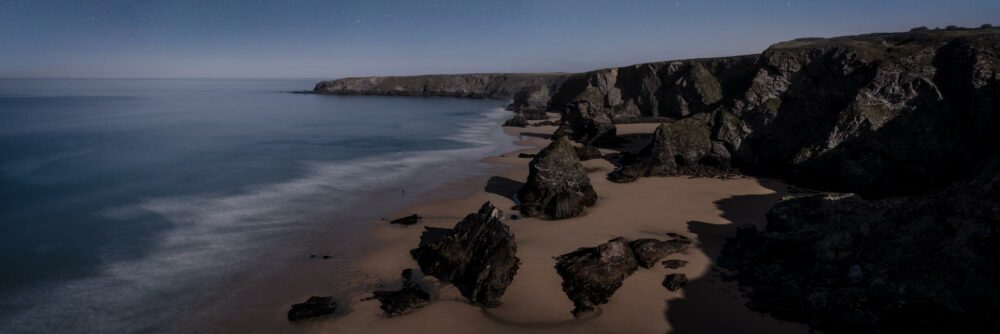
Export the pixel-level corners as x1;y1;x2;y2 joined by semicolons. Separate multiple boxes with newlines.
0;78;516;332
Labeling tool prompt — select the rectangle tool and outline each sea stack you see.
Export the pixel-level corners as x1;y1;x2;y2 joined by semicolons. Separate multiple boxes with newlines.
517;136;598;219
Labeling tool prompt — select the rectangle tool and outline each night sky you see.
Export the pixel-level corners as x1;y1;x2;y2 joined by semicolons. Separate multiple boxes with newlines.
1;0;998;78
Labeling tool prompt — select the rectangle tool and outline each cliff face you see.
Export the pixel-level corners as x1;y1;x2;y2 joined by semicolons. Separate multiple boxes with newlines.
600;28;1000;198
313;73;566;99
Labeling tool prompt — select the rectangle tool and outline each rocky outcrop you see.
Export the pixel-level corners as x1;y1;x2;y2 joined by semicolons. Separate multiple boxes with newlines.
608;112;735;183
370;269;431;317
554;237;639;317
606;28;1000;199
410;202;519;307
721;161;1000;333
287;296;338;321
313;73;565;99
516;137;598;219
628;237;692;268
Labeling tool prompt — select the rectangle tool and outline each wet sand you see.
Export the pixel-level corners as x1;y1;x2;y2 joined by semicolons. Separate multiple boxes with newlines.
286;119;811;334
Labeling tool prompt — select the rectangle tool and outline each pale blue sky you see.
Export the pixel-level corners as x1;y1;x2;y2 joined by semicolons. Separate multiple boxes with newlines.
1;0;997;78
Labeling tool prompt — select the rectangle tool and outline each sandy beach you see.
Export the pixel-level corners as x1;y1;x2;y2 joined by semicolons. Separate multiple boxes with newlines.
274;117;812;334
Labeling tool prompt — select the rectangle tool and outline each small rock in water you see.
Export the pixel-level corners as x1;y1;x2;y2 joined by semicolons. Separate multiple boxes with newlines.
309;254;316;259
661;259;689;269
389;214;422;226
371;269;432;317
662;273;688;292
322;255;331;259
287;296;338;321
517;153;536;158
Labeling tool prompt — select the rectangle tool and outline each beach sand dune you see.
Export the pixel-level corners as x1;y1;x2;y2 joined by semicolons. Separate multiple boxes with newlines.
294;123;810;334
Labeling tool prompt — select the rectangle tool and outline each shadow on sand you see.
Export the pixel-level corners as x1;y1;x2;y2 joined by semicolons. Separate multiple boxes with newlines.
484;176;523;201
663;178;806;334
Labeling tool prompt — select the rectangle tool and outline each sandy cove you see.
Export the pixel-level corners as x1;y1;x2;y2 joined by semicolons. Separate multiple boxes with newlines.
295;118;811;334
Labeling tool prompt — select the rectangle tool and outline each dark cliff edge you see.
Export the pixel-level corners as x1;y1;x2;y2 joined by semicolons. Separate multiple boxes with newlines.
313;26;1000;333
312;73;568;100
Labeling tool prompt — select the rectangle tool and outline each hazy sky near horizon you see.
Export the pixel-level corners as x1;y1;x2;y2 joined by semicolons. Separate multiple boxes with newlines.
1;0;998;78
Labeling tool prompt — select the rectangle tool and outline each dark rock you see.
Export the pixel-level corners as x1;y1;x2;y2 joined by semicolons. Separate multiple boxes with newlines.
410;202;520;307
576;145;603;161
322;255;331;259
309;254;316;259
389;214;422;226
628;237;692;268
554;237;639;317
371;269;431;317
503;114;529;127
517;153;536;158
287;296;338;321
721;162;1000;333
662;273;688;292
554;100;617;145
608;112;733;183
661;259;689;269
517;137;598;219
519;108;549;121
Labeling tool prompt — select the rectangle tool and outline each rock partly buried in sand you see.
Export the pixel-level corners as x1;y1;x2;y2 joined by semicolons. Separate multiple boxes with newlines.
287;296;338;321
389;214;421;226
662;273;688;292
410;202;520;307
661;259;689;269
629;237;692;268
502;114;529;127
371;269;432;317
517;136;598;219
576;145;603;161
555;237;639;317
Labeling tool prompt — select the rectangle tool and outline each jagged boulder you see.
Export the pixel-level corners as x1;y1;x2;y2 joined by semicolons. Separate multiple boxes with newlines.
628;237;692;268
287;296;338;321
502;114;529;127
554;237;639;317
410;202;519;307
517;137;598;219
609;112;733;183
371;269;431;317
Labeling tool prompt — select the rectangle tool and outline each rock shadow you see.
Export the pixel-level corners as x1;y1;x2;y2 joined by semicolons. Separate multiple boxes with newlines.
484;176;524;201
663;179;805;334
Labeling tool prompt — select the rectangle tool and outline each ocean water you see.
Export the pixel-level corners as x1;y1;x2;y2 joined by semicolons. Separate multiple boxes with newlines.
0;79;517;332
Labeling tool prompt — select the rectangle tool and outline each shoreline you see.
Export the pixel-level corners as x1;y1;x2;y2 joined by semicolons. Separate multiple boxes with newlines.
284;117;812;333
